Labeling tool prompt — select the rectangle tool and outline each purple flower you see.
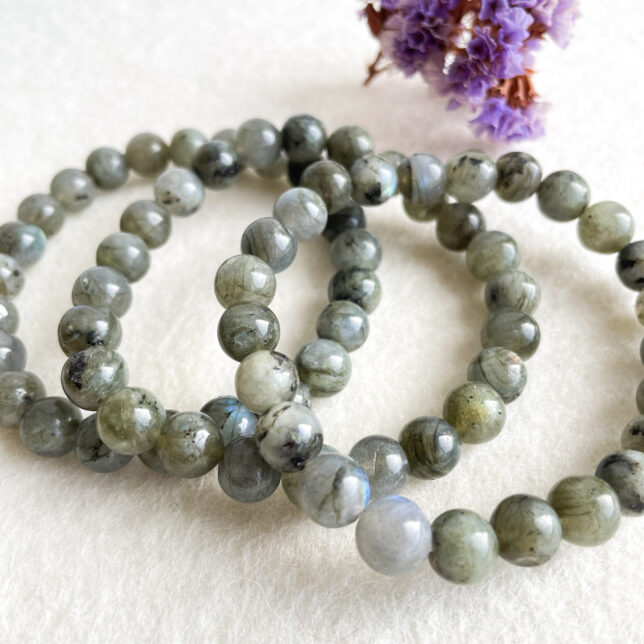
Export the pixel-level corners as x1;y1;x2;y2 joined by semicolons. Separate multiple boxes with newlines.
549;0;580;47
498;8;533;47
445;55;496;105
381;0;400;9
471;96;546;140
479;0;510;22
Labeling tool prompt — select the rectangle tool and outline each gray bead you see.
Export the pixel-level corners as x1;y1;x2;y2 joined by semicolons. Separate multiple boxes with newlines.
322;201;366;242
328;268;381;314
622;416;644;452
170;128;208;168
0;254;24;297
85;147;129;190
96;232;150;282
537;170;590;221
466;231;520;281
17;194;64;237
467;347;527;403
300;160;352;214
74;413;133;473
0;222;46;267
495;152;542;202
50;169;96;212
351;155;398;205
58;305;122;357
61;347;129;411
217;302;280;362
481;309;540;360
120;200;171;249
212;128;236;145
397;153;446;206
214;254;276;308
192;139;241;190
287;158;316;187
272;187;328;241
200;395;257;446
379;150;407;176
295;339;351;397
436;202;486;251
241;218;297;273
316;300;369;352
125;132;169;177
0;296;18;334
595;450;644;516
616;240;644;291
330;229;382;271
484;270;540;314
139;426;170;473
72;266;132;317
0;330;26;372
235;118;282;170
349;435;410;499
446;150;497;203
153;168;204;217
402;196;447;223
292;382;312;409
281;444;338;507
282;114;327;163
327;125;374;170
18;396;81;457
0;371;45;428
578;201;634;253
255;155;287;181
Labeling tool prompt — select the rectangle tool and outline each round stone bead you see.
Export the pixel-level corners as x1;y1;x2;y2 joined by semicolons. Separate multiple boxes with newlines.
169;128;208;168
72;266;132;317
330;229;382;272
397;153;446;206
445;150;497;203
495;152;542;202
255;155;287;181
430;509;499;584
578;201;634;253
217;302;280;362
349;435;410;499
281;114;327;163
350;155;398;205
97;386;165;455
616;240;644;291
490;495;562;567
403;198;446;223
153;168;204;217
322;201;366;242
379;150;407;179
481;309;540;360
537;170;590;221
0;371;45;428
200;395;257;446
212;128;236;145
295;339;351;397
18;396;81;457
0;296;18;334
241;218;297;274
96;232;150;282
61;347;129;411
120;200;171;249
548;475;621;546
0;222;46;267
436;203;486;251
467;347;527;403
138;412;174;473
281;444;338;507
50;169;96;212
443;382;506;444
192;139;240;189
125;132;169;177
214;254;276;309
595;450;644;516
328;268;381;314
636;383;644;415
235;350;298;414
0;331;26;372
74;413;133;473
156;411;224;478
85;147;129;190
327;125;373;170
316;300;369;352
218;435;281;503
466;231;520;281
272;187;328;241
398;416;461;480
622;416;644;452
292;382;312;409
234;118;282;170
0;254;24;297
17;194;65;237
356;496;432;576
484;270;540;315
300;160;352;214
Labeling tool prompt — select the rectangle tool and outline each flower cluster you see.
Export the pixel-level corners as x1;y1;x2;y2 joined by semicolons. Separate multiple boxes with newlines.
363;0;580;141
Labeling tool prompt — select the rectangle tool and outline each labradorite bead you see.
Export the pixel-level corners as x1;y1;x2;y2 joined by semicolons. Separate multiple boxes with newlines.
430;509;498;584
255;155;287;181
273;187;328;241
138;415;173;473
0;331;26;372
398;416;461;480
0;371;45;428
484;270;540;315
61;347;129;411
300;160;352;214
403;197;446;223
490;495;562;566
17;194;65;237
120;200;171;249
85;147;129;190
443;382;506;444
295;339;351;397
218;435;281;503
170;128;208;168
153;168;204;217
466;231;520;281
0;254;24;297
287;159;317;187
622;416;644;452
467;347;527;403
50;169;96;212
0;296;18;334
217;302;280;362
212;128;236;145
214;254;276;309
97;386;165;455
616;241;644;291
436;202;486;251
322;201;366;242
74;413;133;473
0;222;46;267
235;118;282;170
235;350;298;414
200;395;257;445
397;153;446;206
281;114;326;163
327;125;373;170
18;396;81;457
349;435;410;499
595;450;644;516
241;218;297;273
445;150;497;203
328;268;381;314
192;139;241;189
379;151;406;192
356;496;432;576
125;132;169;177
481;309;540;360
96;232;150;282
548;476;621;546
281;444;337;507
316;300;369;352
330;229;382;271
495;152;542;202
350;155;398;205
72;266;132;317
537;170;590;221
578;201;634;253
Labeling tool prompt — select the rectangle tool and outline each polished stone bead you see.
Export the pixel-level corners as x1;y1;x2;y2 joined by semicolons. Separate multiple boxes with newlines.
616;240;644;291
402;197;446;223
490;495;562;567
281;114;326;163
481;309;540;360
18;396;81;457
214;254;276;308
436;202;486;251
0;371;45;428
156;411;223;478
50;169;96;212
255;155;287;181
467;347;527;403
495;152;542;202
330;229;382;271
85;147;129;190
192;139;241;190
316;300;369;352
351;155;398;205
484;270;540;315
218;302;280;362
74;413;133;473
287;159;317;186
96;232;150;282
218;435;281;503
17;194;65;237
125;132;169;177
327;125;373;170
170;128;208;168
322;201;366;242
97;386;165;455
349;435;410;499
446;150;497;203
538;170;591;222
295;339;351;397
241;217;297;273
59;305;121;358
300;160;352;214
548;475;621;546
622;416;644;452
398;416;461;480
636;291;644;325
356;496;432;576
578;201;634;253
200;395;257;445
273;187;328;241
430;509;498;584
0;330;26;372
120;200;171;249
235;350;298;414
0;254;24;297
379;151;406;191
235;118;282;170
0;296;18;334
281;444;337;507
61;347;129;411
328;268;381;313
466;231;520;281
0;222;46;267
212;128;236;145
443;381;506;444
72;266;132;317
596;450;644;516
397;153;446;206
138;410;175;473
292;383;312;409
153;168;204;217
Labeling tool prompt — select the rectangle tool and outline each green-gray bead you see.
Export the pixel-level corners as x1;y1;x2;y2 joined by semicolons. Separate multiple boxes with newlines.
17;194;65;237
436;202;486;251
322;201;366;241
621;416;644;452
0;254;24;297
300;160;352;214
0;331;26;373
330;229;381;271
0;295;19;334
402;197;446;223
272;187;328;241
316;300;369;352
214;254;276;309
212;128;236;145
138;441;167;474
578;201;634;253
86;147;129;190
481;309;540;360
256;154;288;181
397;153;446;206
326;125;373;171
192;139;241;189
217;302;280;362
153;168;204;217
74;413;133;473
295;339;351;397
445;150;497;203
234;118;281;170
281;444;337;507
537;170;590;222
200;396;257;445
241;218;297;274
328;268;381;314
467;347;527;403
120;200;171;249
125;132;169;178
350;155;398;205
96;232;150;282
616;241;644;291
484;270;540;315
50;169;96;212
72;266;132;317
0;371;45;428
595;450;644;516
495;152;542;202
0;222;46;267
170;128;208;168
466;231;520;281
281;114;327;164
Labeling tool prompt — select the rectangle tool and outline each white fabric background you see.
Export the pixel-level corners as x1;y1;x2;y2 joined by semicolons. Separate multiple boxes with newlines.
0;1;642;642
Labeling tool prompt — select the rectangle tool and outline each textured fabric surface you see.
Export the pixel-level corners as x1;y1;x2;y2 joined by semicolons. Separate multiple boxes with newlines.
0;1;641;642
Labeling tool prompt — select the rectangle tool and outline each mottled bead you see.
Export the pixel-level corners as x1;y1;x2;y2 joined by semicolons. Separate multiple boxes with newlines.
18;396;81;457
330;229;382;271
17;194;64;237
636;382;644;415
138;441;167;474
120;201;170;250
281;445;337;507
272;187;328;241
295;339;351;397
72;266;132;317
281;114;326;163
481;309;540;360
214;254;276;308
85;147;129;190
578;201;634;253
622;416;644;452
322;201;366;242
212;128;236;145
327;125;373;170
467;347;527;403
397;153;446;206
153;168;204;217
484;270;540;315
537;170;590;221
0;254;24;297
74;413;133;473
200;395;257;445
255;155;287;181
217;302;280;361
378;151;407;188
300;160;352;214
0;222;46;267
50;169;96;212
443;382;506;444
316;300;369;352
595;450;644;516
356;496;432;576
402;196;446;223
430;509;498;584
0;371;45;428
0;296;18;334
241;218;297;273
436;203;486;252
495;152;542;202
192;139;240;190
446;150;497;202
292;383;312;410
125;132;169;177
548;476;621;546
170;128;208;168
490;495;561;567
350;155;398;205
328;268;381;314
636;291;644;326
616;240;644;291
0;330;26;372
96;232;150;282
466;231;520;281
234;118;281;170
